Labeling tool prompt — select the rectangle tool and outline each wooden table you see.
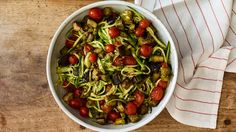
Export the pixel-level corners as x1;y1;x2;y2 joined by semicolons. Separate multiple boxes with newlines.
0;0;235;131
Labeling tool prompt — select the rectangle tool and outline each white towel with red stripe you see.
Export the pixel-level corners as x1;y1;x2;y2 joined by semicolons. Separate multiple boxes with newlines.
135;0;236;129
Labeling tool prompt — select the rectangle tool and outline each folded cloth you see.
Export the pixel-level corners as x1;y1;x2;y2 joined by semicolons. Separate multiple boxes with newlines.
135;0;236;129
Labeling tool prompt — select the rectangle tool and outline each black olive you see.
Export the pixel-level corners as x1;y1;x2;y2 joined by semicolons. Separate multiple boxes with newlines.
83;72;89;82
106;17;115;25
118;46;126;56
111;72;122;85
73;67;80;76
60;46;69;56
148;62;161;72
58;55;69;66
132;75;142;84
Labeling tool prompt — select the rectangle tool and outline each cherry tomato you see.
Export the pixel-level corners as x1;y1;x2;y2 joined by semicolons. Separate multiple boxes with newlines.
108;111;121;122
101;104;113;113
140;44;153;57
88;7;103;21
73;88;83;98
114;41;122;47
123;56;137;65
69;99;82;109
84;44;94;53
69;55;78;65
108;27;120;38
89;53;97;63
139;19;150;29
113;56;124;66
105;44;116;53
134;90;145;107
79;106;89;118
135;27;145;37
125;102;137;115
162;62;168;68
65;39;74;48
158;80;168;89
99;100;105;105
151;87;164;102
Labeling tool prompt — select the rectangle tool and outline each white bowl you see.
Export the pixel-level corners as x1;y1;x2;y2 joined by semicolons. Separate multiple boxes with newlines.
46;1;178;131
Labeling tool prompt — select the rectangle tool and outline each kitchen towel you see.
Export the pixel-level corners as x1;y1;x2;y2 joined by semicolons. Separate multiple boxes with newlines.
135;0;236;129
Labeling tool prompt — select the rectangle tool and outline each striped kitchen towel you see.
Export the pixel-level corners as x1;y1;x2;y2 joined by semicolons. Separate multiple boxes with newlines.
135;0;236;129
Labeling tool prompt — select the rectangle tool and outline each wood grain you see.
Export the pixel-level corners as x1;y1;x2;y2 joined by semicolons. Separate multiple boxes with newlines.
0;0;235;131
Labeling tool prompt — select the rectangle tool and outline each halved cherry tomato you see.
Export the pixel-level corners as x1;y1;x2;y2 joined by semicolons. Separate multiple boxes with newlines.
73;88;83;98
108;111;121;122
89;53;97;63
88;7;103;21
123;56;137;65
84;44;94;53
105;44;116;53
113;56;123;66
69;55;78;65
69;99;82;109
135;27;145;37
101;104;113;113
140;44;153;57
151;87;164;102
108;27;120;38
158;80;168;89
139;19;150;29
134;90;145;107
65;39;74;48
79;106;89;118
125;102;137;115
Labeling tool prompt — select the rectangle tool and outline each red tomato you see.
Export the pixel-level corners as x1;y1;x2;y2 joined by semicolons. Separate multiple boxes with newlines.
139;19;150;29
123;56;137;65
101;104;113;113
105;44;116;53
73;88;83;98
125;102;137;115
134;91;145;107
84;44;94;53
135;27;145;37
89;53;97;63
113;56;124;66
108;27;120;38
140;44;153;57
65;39;74;48
114;41;122;47
79;106;89;118
108;111;121;122
88;7;103;21
162;62;168;68
151;87;164;102
69;55;78;65
69;99;82;109
158;80;168;89
99;100;105;105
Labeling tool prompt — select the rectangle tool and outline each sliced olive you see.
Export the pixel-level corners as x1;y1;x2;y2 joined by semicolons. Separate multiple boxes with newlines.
128;115;140;123
103;7;113;16
62;92;73;103
60;46;69;56
58;55;69;66
138;104;149;115
111;72;122;85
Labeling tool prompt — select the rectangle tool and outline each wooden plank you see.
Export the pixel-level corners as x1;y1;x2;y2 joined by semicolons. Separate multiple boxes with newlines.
0;0;235;131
